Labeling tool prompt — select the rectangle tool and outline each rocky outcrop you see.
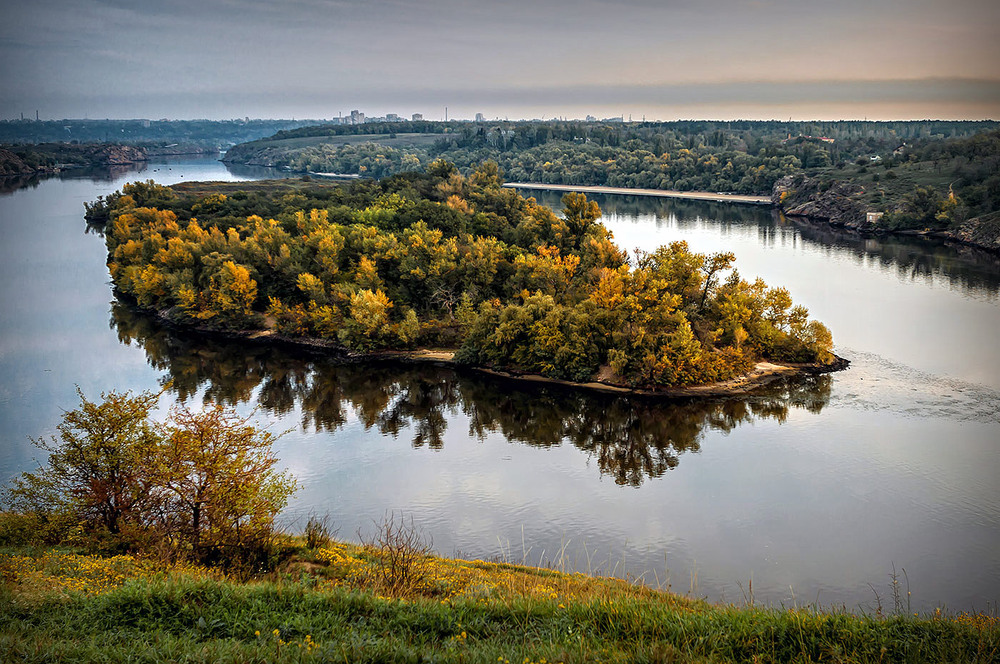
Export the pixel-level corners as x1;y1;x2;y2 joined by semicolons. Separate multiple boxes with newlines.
0;148;34;175
772;175;869;229
83;144;147;165
952;212;1000;252
221;142;292;168
145;144;215;157
0;143;147;176
773;175;1000;253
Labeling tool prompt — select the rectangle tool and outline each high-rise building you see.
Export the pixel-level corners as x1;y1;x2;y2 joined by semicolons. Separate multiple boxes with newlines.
475;112;485;122
412;113;423;121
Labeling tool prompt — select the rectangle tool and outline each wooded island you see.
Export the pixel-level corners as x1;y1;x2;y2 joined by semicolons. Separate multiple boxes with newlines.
89;162;838;390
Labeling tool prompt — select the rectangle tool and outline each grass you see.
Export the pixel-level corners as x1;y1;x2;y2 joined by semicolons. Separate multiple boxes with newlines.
3;541;998;663
810;159;964;211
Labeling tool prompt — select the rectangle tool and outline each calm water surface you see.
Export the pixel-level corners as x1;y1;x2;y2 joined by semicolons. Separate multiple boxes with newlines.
1;159;997;613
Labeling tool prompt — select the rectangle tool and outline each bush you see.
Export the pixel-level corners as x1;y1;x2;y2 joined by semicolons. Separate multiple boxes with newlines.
1;389;297;571
304;514;335;549
360;512;432;595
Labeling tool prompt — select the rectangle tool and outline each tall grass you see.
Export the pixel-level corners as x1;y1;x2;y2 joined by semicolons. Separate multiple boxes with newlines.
3;542;997;664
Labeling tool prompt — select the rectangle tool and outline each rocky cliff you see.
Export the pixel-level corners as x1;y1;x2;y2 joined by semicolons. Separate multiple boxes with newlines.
0;148;34;175
771;175;870;229
81;144;147;165
772;174;1000;253
953;211;1000;252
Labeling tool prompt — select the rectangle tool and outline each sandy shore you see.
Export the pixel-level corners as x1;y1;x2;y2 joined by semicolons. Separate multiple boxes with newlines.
369;348;844;398
135;307;846;399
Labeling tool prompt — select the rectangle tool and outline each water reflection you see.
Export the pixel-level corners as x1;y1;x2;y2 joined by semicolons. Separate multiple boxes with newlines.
113;303;832;487
532;190;1000;298
782;214;1000;297
0;164;145;197
222;162;303;181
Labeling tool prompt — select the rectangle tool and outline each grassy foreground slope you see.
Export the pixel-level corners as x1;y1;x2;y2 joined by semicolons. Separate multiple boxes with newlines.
2;542;997;664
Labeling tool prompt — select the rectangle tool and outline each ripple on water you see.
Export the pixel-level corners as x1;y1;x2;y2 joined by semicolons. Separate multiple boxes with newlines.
830;348;1000;424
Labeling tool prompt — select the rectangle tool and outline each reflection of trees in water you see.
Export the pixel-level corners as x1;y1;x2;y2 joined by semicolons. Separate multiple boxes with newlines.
223;163;302;181
114;303;831;486
458;375;829;486
1;164;147;197
784;215;1000;298
534;190;1000;297
529;190;768;225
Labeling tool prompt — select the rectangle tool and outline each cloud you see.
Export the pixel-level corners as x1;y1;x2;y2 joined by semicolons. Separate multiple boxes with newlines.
2;0;998;120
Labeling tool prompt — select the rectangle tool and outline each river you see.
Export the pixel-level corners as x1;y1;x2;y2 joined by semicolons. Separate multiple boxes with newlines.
1;157;997;613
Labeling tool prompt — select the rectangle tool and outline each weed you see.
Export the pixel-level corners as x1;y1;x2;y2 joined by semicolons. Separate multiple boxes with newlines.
359;511;432;595
304;513;336;550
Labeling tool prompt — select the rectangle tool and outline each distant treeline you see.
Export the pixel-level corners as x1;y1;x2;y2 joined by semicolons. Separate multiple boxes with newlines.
224;119;999;195
91;163;836;389
0;143;147;176
0;119;317;147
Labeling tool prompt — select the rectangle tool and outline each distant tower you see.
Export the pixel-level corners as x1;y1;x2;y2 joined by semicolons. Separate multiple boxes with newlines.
445;106;448;122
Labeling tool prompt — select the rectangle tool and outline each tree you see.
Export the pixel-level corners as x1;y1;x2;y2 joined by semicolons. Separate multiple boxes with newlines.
3;388;162;536
561;192;602;240
3;390;297;568
156;404;297;564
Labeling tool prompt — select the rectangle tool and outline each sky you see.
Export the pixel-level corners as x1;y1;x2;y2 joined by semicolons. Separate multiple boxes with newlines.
2;0;999;121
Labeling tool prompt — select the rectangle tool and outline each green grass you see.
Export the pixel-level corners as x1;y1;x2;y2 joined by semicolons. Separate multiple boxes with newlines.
2;545;997;663
810;159;963;210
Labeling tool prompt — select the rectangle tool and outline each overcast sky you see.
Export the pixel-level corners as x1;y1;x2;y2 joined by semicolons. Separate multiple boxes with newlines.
2;0;998;121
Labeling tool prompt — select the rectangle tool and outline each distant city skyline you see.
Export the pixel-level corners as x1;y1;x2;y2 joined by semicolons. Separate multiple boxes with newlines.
2;0;998;121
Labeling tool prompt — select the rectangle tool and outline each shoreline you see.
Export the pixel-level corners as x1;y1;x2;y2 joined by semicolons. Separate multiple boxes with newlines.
503;182;773;206
781;209;1000;255
136;302;848;399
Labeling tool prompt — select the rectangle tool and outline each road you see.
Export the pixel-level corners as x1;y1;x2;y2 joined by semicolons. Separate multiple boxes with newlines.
503;182;772;206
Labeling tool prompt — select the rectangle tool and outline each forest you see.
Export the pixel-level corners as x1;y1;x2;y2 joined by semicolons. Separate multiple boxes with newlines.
91;161;836;389
222;119;998;195
0;118;315;147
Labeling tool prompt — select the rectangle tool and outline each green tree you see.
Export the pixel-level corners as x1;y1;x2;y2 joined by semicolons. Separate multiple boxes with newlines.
3;390;297;568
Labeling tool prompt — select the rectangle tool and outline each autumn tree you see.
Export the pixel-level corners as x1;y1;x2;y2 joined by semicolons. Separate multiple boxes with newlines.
155;404;296;566
3;388;162;537
2;390;297;568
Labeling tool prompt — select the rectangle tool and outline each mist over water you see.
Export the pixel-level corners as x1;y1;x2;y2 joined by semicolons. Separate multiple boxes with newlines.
1;158;997;612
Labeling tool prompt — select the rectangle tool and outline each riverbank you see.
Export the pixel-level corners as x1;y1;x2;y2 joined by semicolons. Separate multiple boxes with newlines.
772;173;1000;254
2;542;995;663
136;302;847;399
504;182;773;206
0;143;147;176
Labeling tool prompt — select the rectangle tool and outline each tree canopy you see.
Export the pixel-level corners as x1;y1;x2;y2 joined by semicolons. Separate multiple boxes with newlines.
96;162;835;388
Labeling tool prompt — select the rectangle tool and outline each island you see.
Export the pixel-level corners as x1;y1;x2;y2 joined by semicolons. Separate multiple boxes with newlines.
88;161;844;394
